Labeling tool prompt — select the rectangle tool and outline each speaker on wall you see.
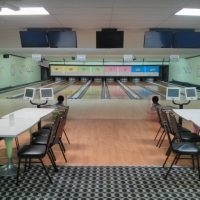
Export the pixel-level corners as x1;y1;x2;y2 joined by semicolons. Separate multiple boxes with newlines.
3;54;9;58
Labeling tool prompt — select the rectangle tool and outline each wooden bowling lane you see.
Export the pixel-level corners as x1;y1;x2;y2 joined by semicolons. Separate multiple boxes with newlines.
139;81;167;97
82;82;102;99
55;81;85;99
125;82;155;98
107;82;130;99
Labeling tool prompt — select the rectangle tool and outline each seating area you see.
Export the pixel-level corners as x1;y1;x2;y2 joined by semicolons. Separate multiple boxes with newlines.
153;105;200;180
0;106;70;185
0;99;200;190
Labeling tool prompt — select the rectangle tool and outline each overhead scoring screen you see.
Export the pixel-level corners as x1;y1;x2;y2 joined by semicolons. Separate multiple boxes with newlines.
24;87;35;100
40;88;54;101
185;87;198;100
166;87;180;100
20;31;48;47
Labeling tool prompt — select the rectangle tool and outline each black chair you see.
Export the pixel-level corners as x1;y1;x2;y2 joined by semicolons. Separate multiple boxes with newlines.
31;111;67;162
169;112;200;143
16;124;58;185
158;109;190;147
154;106;174;147
162;121;200;180
51;112;67;162
154;106;165;146
157;107;197;148
42;106;70;144
161;110;200;163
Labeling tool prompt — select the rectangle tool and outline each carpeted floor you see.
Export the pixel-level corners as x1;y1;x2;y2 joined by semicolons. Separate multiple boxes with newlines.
0;166;200;200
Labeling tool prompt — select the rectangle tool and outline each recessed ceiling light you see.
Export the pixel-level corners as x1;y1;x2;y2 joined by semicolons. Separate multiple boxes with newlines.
0;7;49;15
175;8;200;16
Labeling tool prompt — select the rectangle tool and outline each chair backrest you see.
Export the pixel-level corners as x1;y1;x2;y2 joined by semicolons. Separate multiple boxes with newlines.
162;121;173;147
62;106;69;120
160;109;172;133
155;105;163;127
47;113;62;147
51;110;66;145
168;112;181;141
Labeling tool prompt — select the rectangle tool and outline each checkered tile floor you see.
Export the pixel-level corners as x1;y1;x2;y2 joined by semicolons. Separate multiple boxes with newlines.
0;166;200;199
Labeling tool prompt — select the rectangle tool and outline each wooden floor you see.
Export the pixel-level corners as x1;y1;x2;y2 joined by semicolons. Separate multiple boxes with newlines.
0;99;198;166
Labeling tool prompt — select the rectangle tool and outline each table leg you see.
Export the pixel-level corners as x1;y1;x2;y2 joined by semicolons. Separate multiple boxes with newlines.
0;137;17;176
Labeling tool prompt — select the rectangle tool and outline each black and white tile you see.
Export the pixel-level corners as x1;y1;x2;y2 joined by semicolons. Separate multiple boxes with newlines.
0;166;200;199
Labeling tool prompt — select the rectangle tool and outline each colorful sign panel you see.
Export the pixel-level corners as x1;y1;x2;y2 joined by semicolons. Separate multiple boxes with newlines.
50;65;159;77
91;66;104;75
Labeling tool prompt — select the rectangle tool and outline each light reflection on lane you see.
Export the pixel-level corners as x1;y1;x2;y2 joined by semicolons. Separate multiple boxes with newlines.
82;82;102;99
56;82;84;99
107;82;129;99
141;83;166;96
129;85;154;98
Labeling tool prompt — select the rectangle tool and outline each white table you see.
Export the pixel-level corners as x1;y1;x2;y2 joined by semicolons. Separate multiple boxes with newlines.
0;108;54;175
173;109;200;127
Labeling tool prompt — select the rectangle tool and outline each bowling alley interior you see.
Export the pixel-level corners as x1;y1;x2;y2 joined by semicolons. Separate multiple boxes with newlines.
1;0;200;199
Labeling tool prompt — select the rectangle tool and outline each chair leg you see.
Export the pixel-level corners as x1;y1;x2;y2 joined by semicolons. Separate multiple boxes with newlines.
164;154;179;180
163;151;172;167
15;137;20;150
58;142;67;162
154;126;161;141
196;155;200;180
49;148;56;161
63;129;70;144
156;130;165;147
59;138;66;152
159;132;166;148
24;158;27;172
174;154;180;165
192;155;195;170
16;158;21;185
166;146;172;156
47;150;58;172
39;158;53;184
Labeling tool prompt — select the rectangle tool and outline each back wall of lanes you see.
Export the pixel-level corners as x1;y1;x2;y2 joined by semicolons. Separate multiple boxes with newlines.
50;65;159;77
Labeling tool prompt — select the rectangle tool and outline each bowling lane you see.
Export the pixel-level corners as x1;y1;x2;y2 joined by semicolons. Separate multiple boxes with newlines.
125;82;155;98
56;81;85;99
139;82;166;97
107;82;129;99
0;80;55;99
82;82;102;99
34;80;71;99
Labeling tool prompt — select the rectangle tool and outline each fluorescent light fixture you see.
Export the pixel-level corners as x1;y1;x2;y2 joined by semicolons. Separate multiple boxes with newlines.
0;7;49;15
175;8;200;16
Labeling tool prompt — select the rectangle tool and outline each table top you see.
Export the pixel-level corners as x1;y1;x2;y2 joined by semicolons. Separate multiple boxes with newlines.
2;108;54;119
0;107;54;138
0;118;39;137
173;109;200;127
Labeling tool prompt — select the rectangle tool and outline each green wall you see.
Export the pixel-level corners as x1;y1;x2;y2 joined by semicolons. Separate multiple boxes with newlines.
169;57;200;85
0;55;41;89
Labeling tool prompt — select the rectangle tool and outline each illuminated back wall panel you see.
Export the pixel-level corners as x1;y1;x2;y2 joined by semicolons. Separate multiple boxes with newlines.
131;66;159;76
50;65;159;77
91;66;104;76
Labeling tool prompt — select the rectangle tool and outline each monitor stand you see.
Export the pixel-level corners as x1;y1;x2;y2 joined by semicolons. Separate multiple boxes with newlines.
29;100;48;128
172;100;190;125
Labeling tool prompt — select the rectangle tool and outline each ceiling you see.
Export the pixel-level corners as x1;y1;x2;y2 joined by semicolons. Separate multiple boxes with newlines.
1;0;200;61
